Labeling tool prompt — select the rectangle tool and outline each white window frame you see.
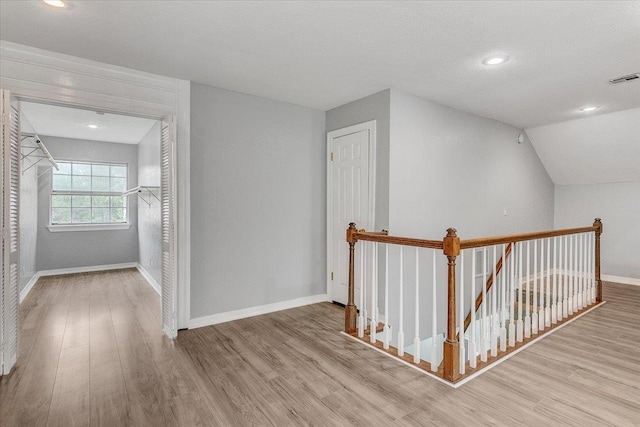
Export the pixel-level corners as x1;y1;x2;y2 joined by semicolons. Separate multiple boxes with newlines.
47;160;131;232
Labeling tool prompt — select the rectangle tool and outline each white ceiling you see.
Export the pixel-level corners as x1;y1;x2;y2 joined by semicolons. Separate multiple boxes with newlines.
20;102;157;144
1;1;639;129
526;108;640;186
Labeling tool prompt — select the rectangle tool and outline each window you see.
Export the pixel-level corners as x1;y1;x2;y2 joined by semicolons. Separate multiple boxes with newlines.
50;161;128;225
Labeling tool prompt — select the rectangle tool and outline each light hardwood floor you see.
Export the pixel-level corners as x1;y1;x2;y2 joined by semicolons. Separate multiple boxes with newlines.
1;270;639;426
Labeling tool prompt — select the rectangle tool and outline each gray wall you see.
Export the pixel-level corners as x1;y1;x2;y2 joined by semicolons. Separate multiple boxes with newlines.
555;182;640;279
190;83;326;318
389;89;555;238
326;89;390;231
384;89;555;345
137;121;162;285
36;136;138;271
19;165;38;292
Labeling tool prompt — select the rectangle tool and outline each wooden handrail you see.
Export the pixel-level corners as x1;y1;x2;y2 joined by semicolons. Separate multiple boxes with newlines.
352;231;444;250
460;226;598;249
457;242;513;341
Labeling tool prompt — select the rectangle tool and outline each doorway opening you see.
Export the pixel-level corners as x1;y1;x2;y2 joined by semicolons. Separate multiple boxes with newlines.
1;94;178;375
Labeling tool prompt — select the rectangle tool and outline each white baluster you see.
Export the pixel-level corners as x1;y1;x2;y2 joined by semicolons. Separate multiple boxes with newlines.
586;233;591;304
490;245;498;357
376;244;381;329
539;239;546;332
459;251;465;374
413;247;420;363
517;243;524;342
583;233;589;307
573;234;580;313
494;245;509;351
470;249;477;368
575;233;580;312
358;241;365;338
383;244;390;349
398;247;404;356
545;238;551;327
431;250;437;372
556;235;563;321
508;243;516;347
524;241;531;338
577;234;583;310
551;237;558;325
584;233;589;304
563;235;568;318
532;239;539;335
481;247;488;362
568;234;574;315
584;233;590;305
370;242;377;344
590;232;595;303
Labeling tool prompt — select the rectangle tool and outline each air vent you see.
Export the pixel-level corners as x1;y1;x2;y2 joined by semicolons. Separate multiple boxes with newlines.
609;73;640;85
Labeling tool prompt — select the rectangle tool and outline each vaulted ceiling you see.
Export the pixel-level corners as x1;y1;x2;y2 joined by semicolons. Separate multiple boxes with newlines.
1;1;639;185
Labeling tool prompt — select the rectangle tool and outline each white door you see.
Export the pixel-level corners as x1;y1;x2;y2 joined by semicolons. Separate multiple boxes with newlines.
161;117;177;338
328;121;376;305
1;90;20;375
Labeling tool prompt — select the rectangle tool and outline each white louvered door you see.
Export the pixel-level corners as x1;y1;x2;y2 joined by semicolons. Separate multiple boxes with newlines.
161;118;177;338
1;90;20;375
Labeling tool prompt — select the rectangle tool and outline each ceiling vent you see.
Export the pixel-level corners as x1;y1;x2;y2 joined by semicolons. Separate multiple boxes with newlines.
609;73;640;85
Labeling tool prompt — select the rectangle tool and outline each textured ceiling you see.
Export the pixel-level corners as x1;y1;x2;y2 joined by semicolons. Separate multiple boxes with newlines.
21;102;157;144
1;1;639;128
526;108;640;185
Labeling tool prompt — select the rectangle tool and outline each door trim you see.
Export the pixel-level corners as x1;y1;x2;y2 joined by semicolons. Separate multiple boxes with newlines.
326;120;377;302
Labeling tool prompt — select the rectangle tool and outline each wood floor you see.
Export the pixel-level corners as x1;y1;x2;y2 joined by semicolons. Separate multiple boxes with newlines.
1;270;639;426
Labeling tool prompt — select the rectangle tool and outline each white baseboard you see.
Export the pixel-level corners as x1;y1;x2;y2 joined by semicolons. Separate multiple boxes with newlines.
188;294;329;329
602;275;640;287
136;263;161;295
19;273;41;303
37;262;138;277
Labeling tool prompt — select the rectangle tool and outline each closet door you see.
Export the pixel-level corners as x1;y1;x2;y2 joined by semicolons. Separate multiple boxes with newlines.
161;117;177;338
1;90;20;375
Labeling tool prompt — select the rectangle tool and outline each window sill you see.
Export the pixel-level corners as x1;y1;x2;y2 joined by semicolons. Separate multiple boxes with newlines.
47;224;131;233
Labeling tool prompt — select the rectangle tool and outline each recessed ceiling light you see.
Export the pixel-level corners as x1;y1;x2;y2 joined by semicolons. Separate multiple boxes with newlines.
579;106;599;112
86;124;99;129
42;0;65;7
482;55;509;66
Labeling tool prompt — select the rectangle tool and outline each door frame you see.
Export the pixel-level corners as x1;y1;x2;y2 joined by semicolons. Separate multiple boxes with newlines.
0;41;190;334
326;120;377;302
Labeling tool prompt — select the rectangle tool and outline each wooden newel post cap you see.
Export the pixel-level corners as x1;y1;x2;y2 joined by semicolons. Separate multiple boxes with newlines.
593;218;603;234
347;222;358;243
443;227;460;257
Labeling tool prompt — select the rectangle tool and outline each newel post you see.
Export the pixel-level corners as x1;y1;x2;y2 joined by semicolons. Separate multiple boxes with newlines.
442;228;461;382
594;218;603;303
345;223;358;333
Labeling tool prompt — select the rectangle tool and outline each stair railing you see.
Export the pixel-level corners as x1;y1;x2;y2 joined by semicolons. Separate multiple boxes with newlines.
344;219;603;384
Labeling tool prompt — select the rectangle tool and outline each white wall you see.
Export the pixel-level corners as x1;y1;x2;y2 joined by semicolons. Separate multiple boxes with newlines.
326;89;390;231
36;136;138;271
555;182;640;280
190;84;326;319
137;121;162;285
19;165;37;293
